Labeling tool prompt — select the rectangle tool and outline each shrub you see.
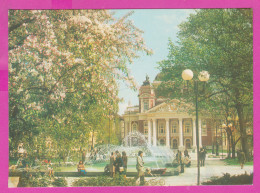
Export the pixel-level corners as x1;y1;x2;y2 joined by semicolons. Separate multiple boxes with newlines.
17;172;52;187
202;172;253;185
72;174;137;187
52;177;68;187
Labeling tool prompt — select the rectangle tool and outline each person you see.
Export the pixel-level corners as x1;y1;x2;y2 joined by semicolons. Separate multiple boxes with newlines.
122;151;128;178
176;150;182;165
110;152;115;177
175;150;179;164
135;151;145;186
17;154;24;168
199;148;207;167
238;150;246;169
184;148;189;157
32;157;40;167
114;151;124;175
77;160;87;175
199;148;204;166
21;153;29;168
183;156;191;167
47;160;54;177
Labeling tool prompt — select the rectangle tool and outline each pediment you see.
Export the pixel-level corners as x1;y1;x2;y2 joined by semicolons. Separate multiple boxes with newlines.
146;99;192;113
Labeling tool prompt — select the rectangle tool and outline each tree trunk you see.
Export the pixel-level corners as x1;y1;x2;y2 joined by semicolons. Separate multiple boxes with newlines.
92;130;94;149
231;134;236;158
216;142;219;156
236;103;249;160
227;133;231;158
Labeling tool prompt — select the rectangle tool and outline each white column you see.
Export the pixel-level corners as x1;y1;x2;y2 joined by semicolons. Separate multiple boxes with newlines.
179;118;183;148
124;121;127;138
166;118;170;147
148;120;152;146
192;118;196;147
141;99;144;113
165;119;170;147
199;119;202;147
153;119;157;146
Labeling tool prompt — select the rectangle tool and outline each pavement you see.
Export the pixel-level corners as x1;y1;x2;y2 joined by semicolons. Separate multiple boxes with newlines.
8;154;254;187
163;159;253;186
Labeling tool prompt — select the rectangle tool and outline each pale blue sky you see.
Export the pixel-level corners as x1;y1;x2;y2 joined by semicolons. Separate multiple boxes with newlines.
113;9;196;115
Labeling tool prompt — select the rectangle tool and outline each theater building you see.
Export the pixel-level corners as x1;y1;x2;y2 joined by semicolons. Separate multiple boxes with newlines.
122;75;223;150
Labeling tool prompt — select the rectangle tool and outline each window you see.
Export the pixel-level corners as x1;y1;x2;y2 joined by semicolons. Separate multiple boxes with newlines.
171;120;178;133
132;123;137;132
144;121;148;134
184;120;192;134
144;100;149;111
159;122;165;134
202;120;207;136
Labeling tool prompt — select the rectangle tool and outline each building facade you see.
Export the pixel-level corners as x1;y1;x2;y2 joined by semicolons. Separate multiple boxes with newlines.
122;76;221;150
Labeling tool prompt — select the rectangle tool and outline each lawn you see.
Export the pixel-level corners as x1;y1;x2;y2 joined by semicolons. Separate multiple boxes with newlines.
222;158;253;166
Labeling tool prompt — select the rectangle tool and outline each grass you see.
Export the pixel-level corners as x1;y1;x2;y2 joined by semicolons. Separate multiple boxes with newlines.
222;158;253;166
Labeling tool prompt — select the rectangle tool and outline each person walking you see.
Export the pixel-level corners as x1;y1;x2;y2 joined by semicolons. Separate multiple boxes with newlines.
199;148;204;166
135;151;145;186
110;152;115;177
122;151;128;178
238;150;246;169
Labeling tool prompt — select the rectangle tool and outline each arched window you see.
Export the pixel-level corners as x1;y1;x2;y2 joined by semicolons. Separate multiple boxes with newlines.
172;139;178;149
185;139;191;149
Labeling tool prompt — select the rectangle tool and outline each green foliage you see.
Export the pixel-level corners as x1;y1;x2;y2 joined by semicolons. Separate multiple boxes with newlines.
202;172;253;185
223;158;253;166
17;172;52;187
157;9;253;157
72;174;137;187
9;10;152;158
52;177;68;187
17;172;68;187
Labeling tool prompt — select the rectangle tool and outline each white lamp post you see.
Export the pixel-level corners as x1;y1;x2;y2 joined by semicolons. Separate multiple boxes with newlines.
182;69;210;186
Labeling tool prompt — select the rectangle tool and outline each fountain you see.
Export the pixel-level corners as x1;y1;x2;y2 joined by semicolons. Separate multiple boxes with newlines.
87;131;175;171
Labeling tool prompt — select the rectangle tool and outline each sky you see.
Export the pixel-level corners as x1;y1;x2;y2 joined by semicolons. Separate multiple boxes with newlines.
113;9;196;115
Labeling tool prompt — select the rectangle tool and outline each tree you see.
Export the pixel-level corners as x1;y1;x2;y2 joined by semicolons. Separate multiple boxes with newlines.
157;9;252;159
9;10;152;157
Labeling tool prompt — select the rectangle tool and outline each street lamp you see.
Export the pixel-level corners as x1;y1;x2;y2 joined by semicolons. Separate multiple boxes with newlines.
182;69;210;186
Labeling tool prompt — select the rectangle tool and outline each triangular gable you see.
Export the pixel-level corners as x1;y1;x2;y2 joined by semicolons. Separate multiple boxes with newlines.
146;99;192;113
